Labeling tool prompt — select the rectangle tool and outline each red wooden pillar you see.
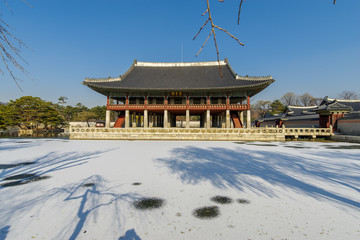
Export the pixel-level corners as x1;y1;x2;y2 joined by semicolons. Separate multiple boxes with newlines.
247;95;250;109
107;96;110;107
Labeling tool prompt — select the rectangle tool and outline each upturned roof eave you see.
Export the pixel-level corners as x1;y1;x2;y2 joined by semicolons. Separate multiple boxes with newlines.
82;79;274;92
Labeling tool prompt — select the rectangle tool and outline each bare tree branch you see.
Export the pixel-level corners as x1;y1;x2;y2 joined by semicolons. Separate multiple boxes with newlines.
196;31;212;57
237;0;244;25
194;0;338;78
213;25;244;46
238;0;336;25
193;18;210;40
0;0;31;91
194;0;246;77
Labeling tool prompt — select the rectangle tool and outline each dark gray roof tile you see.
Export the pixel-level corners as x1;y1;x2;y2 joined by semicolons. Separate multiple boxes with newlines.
83;60;274;95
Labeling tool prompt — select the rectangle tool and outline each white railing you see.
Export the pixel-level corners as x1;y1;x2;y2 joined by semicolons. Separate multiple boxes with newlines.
70;126;332;136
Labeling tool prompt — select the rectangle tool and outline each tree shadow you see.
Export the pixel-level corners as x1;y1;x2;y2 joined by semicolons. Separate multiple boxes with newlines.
0;175;140;240
0;148;116;188
0;226;10;240
0;139;40;152
60;176;140;240
156;146;360;209
118;228;141;240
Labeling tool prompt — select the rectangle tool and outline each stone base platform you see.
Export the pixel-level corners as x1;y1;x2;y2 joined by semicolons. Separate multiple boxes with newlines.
69;127;332;141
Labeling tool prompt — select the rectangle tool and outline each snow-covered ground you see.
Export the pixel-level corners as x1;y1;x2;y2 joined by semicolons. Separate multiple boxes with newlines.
0;139;359;240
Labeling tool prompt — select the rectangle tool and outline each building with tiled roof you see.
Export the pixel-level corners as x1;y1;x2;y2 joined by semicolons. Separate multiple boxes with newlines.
83;59;274;129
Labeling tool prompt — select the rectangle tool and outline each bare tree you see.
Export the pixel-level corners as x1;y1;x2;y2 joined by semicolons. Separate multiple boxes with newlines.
0;0;32;91
196;0;337;68
281;92;297;106
194;0;244;76
338;90;358;100
309;97;323;106
298;93;315;106
253;100;272;118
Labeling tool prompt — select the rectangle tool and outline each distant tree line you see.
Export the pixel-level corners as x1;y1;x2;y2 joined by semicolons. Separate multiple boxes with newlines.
252;90;358;119
0;96;106;130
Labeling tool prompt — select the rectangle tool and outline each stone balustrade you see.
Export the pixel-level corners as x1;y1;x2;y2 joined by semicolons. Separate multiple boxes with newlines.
69;126;332;141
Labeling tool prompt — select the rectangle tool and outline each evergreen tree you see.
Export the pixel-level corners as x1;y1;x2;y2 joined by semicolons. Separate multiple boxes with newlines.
270;100;286;115
8;96;65;130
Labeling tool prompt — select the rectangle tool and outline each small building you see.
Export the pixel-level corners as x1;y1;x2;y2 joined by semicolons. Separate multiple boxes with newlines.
316;97;359;134
255;106;319;128
255;96;360;135
83;59;275;129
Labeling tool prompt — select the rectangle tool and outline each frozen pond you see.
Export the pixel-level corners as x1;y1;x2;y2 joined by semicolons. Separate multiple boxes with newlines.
0;139;359;239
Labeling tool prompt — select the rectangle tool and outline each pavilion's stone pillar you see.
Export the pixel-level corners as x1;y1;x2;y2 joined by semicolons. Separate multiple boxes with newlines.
138;113;142;127
105;110;111;128
226;109;230;128
144;110;148;128
186;109;190;128
221;112;226;128
125;110;130;128
149;113;153;127
246;109;251;128
240;111;244;127
132;113;137;127
164;110;168;128
206;110;211;129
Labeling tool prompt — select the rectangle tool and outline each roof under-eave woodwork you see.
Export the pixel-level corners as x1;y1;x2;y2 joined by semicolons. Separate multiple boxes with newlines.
83;59;275;95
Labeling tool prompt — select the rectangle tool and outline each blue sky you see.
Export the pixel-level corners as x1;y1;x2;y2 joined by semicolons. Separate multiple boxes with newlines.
1;0;359;107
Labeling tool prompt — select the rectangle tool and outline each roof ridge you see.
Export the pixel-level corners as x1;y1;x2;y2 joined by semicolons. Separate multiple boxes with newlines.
236;75;273;81
287;105;318;108
83;77;121;83
327;98;360;102
135;60;226;67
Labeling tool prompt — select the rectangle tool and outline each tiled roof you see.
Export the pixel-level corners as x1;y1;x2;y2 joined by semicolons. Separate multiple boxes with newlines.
315;100;353;112
321;97;360;112
83;59;274;95
285;106;318;116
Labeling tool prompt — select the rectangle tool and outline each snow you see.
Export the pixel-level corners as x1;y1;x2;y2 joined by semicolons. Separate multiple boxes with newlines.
0;139;360;240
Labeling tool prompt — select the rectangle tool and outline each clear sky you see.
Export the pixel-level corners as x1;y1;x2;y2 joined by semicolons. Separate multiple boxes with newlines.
1;0;359;107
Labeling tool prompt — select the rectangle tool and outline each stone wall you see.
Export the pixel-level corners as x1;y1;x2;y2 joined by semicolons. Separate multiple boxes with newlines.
337;119;360;136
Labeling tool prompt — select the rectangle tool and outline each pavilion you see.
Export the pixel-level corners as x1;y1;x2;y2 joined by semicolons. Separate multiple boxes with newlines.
83;59;275;129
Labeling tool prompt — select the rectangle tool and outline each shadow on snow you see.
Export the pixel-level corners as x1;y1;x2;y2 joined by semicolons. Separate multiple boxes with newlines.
60;176;139;240
156;146;360;209
0;148;115;188
119;228;141;240
0;226;10;240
